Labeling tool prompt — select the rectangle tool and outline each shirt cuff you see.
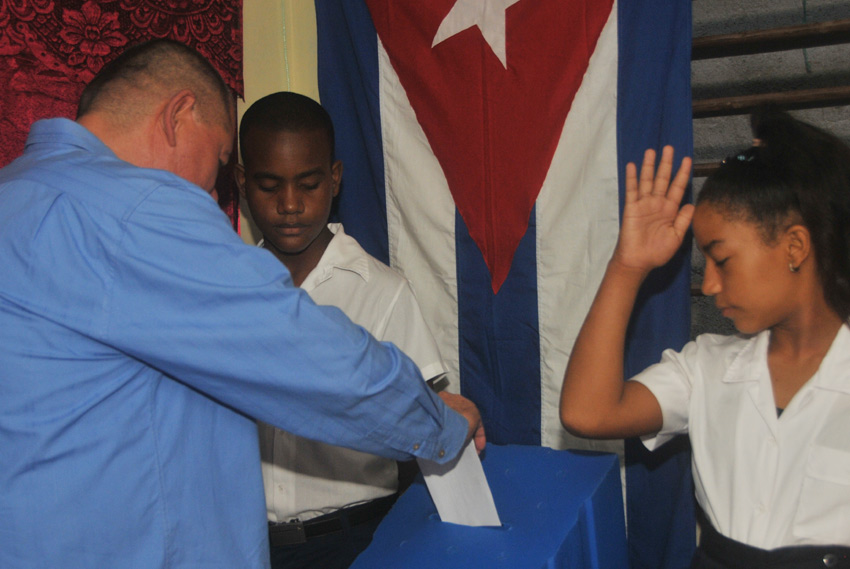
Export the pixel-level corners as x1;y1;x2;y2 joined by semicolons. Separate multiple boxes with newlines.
413;402;469;464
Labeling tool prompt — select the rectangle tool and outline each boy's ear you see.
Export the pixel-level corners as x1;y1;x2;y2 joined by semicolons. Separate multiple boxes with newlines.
160;89;197;148
331;160;343;198
234;163;247;199
785;223;811;269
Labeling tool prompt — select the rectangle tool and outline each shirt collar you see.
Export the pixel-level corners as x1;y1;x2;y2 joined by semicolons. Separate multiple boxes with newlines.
722;331;769;384
722;322;850;395
815;322;850;394
26;118;115;158
316;223;370;280
257;223;371;291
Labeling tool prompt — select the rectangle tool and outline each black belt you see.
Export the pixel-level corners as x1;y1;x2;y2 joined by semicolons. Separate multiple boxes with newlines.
698;521;850;569
268;494;397;547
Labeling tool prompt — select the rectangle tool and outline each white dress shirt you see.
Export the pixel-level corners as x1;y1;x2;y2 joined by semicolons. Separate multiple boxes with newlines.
259;224;447;522
633;322;850;549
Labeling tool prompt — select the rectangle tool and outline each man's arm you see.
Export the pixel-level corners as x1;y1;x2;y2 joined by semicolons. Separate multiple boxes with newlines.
105;182;476;464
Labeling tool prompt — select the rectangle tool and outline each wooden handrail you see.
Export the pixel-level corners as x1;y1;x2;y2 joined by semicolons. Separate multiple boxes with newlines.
693;19;850;60
690;20;850;299
692;162;720;178
692;85;850;118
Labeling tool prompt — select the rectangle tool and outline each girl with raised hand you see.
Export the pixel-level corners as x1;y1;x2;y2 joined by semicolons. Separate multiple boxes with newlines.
560;110;850;569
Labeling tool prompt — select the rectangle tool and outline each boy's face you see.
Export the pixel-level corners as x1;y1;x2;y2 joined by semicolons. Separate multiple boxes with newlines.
237;127;341;259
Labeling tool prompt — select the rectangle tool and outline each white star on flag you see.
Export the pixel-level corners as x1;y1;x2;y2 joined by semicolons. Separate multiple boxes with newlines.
432;0;522;68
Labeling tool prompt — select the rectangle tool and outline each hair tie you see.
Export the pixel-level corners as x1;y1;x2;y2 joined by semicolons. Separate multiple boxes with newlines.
721;146;758;165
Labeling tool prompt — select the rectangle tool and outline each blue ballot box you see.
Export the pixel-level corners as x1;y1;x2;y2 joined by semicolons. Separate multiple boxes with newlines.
351;444;628;569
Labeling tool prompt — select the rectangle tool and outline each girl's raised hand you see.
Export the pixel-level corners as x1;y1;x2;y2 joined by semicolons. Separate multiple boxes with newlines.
614;146;694;273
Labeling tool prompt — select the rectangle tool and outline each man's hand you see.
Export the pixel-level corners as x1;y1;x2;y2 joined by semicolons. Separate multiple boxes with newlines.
439;391;486;453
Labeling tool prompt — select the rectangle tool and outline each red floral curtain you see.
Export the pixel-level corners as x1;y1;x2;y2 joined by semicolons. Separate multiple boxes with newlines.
0;0;243;228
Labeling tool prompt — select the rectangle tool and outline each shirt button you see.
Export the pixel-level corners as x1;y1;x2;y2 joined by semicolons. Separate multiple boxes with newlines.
823;553;838;567
413;443;420;451
438;449;446;458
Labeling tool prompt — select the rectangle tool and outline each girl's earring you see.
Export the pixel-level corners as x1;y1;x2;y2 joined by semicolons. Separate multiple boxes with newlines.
789;262;799;273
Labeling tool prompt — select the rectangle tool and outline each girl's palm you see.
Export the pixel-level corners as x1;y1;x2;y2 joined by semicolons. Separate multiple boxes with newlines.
617;147;694;271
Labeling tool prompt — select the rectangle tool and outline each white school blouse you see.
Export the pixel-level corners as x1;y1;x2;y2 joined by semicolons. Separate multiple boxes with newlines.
633;323;850;549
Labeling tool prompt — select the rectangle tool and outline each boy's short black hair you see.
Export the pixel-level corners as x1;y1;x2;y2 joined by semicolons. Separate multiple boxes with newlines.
239;92;335;164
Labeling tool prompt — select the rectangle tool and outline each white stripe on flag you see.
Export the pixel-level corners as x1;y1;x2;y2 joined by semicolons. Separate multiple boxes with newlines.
538;7;622;457
378;39;461;393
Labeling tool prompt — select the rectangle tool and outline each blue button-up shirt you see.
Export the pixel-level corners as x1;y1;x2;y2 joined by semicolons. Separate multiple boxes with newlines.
0;119;467;568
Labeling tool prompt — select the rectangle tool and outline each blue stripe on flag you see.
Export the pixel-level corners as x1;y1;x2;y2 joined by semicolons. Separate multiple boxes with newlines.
456;207;540;445
617;1;696;568
315;0;389;264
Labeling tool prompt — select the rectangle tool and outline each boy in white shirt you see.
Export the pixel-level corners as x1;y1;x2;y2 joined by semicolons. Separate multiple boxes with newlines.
236;91;448;569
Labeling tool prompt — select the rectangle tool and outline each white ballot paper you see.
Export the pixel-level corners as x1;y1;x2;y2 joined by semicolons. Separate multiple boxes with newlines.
417;440;501;526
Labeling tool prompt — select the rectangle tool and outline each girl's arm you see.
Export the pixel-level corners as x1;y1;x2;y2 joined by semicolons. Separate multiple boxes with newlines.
560;147;693;439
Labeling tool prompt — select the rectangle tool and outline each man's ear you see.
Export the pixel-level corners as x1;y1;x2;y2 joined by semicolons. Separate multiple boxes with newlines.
331;160;343;198
234;163;247;199
161;89;197;148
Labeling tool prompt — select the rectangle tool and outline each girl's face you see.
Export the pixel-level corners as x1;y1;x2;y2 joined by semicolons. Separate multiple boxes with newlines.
692;203;798;335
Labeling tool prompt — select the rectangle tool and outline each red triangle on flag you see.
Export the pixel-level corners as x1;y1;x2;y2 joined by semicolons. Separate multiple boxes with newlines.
366;0;614;293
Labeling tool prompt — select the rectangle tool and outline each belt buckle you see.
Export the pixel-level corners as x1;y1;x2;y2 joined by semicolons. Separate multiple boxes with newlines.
269;520;307;546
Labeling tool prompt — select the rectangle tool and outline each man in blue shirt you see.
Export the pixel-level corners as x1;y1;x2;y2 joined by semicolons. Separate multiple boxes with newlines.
0;39;483;569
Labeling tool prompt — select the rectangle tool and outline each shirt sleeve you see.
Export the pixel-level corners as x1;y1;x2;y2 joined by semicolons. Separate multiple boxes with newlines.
102;183;467;464
378;278;448;387
630;339;699;450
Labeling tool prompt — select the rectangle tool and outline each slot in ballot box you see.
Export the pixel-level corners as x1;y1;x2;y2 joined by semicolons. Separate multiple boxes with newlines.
351;444;627;569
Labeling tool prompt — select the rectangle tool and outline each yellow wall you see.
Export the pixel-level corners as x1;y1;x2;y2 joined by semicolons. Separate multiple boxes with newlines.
237;0;319;244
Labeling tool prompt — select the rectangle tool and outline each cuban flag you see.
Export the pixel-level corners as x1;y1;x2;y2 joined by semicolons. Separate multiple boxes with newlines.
315;1;694;567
